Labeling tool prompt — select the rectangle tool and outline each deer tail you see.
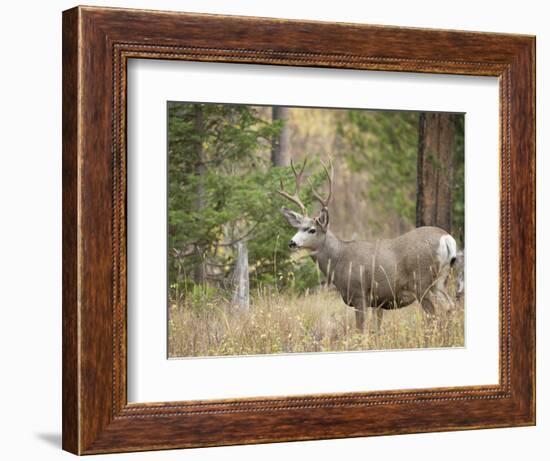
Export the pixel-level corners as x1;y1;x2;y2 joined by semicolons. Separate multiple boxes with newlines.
443;234;457;267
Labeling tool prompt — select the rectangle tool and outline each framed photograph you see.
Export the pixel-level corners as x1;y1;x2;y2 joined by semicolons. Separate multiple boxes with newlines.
62;5;535;455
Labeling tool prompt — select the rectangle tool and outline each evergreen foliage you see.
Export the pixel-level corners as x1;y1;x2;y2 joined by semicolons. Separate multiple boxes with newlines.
339;111;419;230
168;102;324;297
339;110;464;244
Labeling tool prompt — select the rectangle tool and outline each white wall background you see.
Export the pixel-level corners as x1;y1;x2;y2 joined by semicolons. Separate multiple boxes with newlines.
0;1;545;459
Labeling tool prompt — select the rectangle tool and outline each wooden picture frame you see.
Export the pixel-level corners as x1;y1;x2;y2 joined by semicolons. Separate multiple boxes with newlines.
62;5;535;455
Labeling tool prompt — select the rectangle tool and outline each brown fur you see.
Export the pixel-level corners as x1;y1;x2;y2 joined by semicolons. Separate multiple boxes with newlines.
282;207;455;331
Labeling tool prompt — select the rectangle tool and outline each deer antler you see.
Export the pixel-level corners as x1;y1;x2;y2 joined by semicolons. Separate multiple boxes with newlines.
310;159;334;209
277;158;308;216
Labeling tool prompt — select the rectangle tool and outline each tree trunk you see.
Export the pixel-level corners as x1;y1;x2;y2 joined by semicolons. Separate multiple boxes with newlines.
271;106;291;167
416;112;455;232
193;104;207;284
231;241;250;311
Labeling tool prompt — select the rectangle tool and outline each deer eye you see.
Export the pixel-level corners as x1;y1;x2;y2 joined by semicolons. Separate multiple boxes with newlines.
308;228;316;234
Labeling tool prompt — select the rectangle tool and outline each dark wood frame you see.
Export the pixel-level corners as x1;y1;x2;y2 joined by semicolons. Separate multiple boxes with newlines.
62;5;536;455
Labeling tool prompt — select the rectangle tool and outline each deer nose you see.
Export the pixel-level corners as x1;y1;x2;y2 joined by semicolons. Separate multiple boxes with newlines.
288;240;297;249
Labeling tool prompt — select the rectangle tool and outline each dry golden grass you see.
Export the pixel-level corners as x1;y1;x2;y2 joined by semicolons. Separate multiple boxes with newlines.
168;287;464;358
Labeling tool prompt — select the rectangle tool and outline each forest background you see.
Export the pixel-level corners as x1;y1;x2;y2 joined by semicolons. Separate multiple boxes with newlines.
167;103;464;357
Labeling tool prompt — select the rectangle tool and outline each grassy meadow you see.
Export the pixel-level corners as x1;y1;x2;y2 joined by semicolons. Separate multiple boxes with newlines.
168;281;464;358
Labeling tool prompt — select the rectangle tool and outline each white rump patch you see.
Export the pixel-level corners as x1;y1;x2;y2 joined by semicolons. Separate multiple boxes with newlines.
437;234;457;268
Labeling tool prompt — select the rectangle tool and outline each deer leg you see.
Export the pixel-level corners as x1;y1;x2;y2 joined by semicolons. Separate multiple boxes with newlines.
374;307;384;332
434;275;455;313
354;306;365;332
420;293;436;318
437;289;454;314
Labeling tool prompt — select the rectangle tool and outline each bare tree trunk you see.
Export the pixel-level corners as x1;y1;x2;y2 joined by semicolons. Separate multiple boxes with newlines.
231;241;249;311
416;112;455;232
193;104;207;284
271;106;291;167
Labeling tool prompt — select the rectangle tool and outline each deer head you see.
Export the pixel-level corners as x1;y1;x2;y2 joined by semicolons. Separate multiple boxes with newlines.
278;158;333;252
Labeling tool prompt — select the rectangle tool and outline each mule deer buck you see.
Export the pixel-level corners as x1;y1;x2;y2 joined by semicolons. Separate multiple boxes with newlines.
278;158;457;331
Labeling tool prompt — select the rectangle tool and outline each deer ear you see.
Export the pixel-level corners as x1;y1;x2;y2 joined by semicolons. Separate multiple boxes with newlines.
315;207;329;230
280;207;305;228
